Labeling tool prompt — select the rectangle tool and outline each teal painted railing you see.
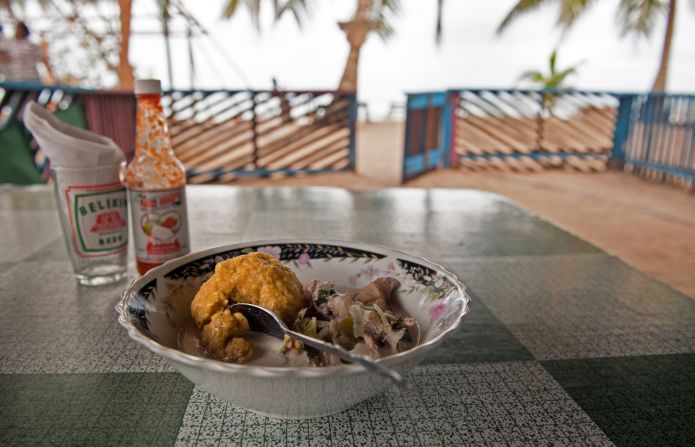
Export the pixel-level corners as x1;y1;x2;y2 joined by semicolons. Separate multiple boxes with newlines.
613;93;695;182
404;89;695;183
404;89;619;180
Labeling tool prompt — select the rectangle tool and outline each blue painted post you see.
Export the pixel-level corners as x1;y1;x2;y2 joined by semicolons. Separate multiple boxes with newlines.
641;95;657;164
610;94;634;167
441;90;456;168
419;95;429;173
347;93;358;171
402;94;413;181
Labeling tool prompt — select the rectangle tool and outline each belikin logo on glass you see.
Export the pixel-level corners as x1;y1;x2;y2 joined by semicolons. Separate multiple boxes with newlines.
67;184;128;257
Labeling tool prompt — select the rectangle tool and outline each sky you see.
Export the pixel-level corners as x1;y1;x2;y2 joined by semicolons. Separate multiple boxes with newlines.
113;1;695;118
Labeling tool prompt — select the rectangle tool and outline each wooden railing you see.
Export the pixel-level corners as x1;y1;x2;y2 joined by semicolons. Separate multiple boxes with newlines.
0;83;357;184
162;89;357;183
454;89;618;170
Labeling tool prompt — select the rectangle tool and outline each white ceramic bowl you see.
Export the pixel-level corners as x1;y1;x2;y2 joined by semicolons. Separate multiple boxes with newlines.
117;239;470;419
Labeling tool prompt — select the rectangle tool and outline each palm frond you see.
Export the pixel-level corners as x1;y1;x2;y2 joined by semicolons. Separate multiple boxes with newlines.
222;0;306;30
518;70;545;83
276;0;311;27
435;0;443;44
373;0;401;41
549;48;558;73
222;0;261;28
222;0;239;17
557;0;598;27
616;0;668;38
157;0;171;20
547;66;577;88
497;0;552;34
519;49;580;89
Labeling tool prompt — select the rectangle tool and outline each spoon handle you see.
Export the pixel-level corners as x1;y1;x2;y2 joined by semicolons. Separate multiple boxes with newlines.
286;329;412;390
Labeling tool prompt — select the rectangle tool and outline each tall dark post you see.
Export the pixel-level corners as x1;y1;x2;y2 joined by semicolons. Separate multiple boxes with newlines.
162;0;174;88
186;26;196;90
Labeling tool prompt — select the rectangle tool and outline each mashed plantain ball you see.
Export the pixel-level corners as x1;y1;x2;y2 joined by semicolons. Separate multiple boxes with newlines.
190;252;307;362
200;309;251;361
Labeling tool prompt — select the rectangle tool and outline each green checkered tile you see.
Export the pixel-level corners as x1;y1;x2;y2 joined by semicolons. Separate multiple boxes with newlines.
445;254;695;360
0;261;170;374
238;189;599;258
1;186;689;446
0;373;193;447
23;237;70;262
0;187;56;211
0;210;62;262
423;296;534;364
366;219;598;259
0;262;13;272
174;362;612;446
543;353;695;447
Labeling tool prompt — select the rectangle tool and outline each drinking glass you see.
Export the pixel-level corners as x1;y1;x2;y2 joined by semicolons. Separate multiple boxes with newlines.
51;162;128;285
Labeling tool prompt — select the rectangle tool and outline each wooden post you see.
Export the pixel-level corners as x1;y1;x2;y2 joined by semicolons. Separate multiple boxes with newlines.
348;93;357;171
251;93;259;170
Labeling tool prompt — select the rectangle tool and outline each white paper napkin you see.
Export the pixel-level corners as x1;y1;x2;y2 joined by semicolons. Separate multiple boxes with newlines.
23;101;125;168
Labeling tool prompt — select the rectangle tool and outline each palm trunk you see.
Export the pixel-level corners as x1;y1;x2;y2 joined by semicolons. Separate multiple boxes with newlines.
117;0;133;88
651;0;676;91
337;0;375;91
536;111;545;151
339;44;362;91
536;95;553;151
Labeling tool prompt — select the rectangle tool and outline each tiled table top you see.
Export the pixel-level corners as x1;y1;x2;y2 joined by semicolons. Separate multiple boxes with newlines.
1;185;693;446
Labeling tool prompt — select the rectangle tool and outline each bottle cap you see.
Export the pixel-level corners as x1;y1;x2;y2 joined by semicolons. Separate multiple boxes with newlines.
134;79;162;95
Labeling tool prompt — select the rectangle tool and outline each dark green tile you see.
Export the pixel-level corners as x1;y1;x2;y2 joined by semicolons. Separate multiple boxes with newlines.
423;296;534;364
543;353;695;447
0;372;193;447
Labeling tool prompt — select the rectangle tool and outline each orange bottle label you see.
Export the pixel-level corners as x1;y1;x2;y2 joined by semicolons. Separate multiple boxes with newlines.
128;186;190;264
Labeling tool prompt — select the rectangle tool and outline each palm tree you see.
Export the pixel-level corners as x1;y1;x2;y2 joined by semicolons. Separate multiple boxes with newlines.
222;0;400;92
336;0;400;91
518;49;580;150
518;49;578;90
497;0;682;91
0;0;134;87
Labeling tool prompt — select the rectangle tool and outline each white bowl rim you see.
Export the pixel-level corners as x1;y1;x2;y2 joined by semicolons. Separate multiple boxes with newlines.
116;238;471;379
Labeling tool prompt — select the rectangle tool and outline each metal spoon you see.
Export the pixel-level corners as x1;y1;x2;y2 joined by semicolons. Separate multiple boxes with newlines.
229;303;411;389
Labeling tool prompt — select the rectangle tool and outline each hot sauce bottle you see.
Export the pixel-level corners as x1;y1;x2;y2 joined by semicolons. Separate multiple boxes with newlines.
126;79;190;275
